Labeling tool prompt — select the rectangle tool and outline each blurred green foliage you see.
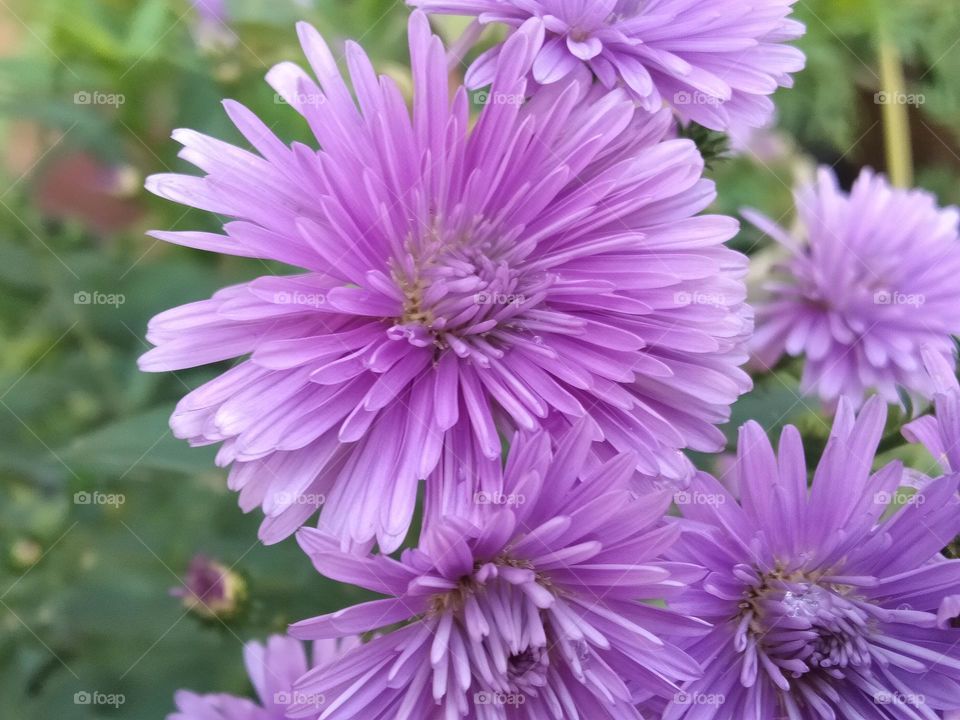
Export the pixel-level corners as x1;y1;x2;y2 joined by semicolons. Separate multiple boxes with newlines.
0;0;959;717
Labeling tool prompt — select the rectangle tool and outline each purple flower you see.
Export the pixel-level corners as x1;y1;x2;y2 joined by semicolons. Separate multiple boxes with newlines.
170;554;247;620
192;0;227;23
140;12;752;551
285;422;709;718
904;347;960;474
168;635;357;720
190;0;237;52
409;0;805;131
748;167;960;405
666;396;960;718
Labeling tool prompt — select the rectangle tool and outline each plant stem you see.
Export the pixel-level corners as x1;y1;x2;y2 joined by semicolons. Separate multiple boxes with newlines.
877;30;914;188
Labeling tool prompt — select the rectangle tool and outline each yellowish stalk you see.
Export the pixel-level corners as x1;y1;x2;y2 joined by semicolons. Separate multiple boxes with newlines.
877;31;914;188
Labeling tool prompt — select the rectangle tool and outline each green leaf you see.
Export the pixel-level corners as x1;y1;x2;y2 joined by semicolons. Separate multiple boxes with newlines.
123;0;170;62
60;407;218;476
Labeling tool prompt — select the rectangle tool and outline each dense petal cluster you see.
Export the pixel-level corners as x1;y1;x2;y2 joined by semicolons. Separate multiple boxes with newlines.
140;12;752;552
748;167;960;405
168;635;356;720
152;4;960;719
666;396;960;718
286;423;708;719
409;0;805;131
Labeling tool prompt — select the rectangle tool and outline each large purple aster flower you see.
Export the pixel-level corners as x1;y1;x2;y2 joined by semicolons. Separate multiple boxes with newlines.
748;167;960;405
284;422;708;718
168;635;357;720
409;0;805;131
665;396;960;719
140;12;751;551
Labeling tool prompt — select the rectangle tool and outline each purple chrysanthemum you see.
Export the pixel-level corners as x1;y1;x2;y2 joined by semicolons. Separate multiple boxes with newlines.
168;635;357;720
665;396;960;718
285;422;709;718
139;12;752;551
409;0;805;131
748;167;960;405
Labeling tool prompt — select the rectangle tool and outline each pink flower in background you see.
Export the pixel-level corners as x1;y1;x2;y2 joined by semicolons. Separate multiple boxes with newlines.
190;0;237;51
748;167;960;405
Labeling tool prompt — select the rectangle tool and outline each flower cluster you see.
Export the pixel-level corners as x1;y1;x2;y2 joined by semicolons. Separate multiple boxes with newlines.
149;5;960;720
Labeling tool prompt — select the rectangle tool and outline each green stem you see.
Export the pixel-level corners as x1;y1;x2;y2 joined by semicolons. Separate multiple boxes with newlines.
877;30;914;188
